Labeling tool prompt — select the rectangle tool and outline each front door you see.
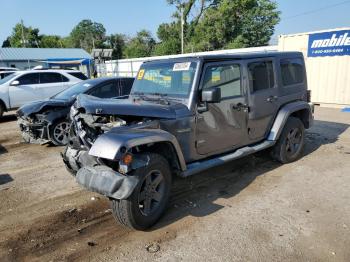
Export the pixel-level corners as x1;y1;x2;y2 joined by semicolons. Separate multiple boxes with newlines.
195;61;249;156
9;73;41;108
245;58;280;142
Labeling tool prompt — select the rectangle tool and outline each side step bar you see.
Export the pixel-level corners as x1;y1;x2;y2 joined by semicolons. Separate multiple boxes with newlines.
181;140;276;177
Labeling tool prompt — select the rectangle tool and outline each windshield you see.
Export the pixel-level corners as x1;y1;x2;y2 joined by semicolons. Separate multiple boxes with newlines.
0;73;19;85
53;80;95;100
131;61;197;98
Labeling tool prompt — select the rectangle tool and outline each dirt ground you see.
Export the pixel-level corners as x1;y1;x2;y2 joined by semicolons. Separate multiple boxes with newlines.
0;107;349;262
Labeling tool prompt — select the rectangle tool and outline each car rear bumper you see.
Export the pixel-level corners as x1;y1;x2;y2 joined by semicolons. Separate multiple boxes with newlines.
76;165;140;200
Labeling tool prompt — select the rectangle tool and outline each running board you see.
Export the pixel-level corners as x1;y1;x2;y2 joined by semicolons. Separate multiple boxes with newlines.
180;140;276;178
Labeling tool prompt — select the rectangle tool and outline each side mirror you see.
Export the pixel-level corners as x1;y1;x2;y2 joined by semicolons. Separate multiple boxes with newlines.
201;87;221;103
10;80;19;86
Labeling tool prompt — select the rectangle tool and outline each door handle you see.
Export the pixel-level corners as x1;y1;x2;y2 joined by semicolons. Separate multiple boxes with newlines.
267;96;278;102
232;103;249;111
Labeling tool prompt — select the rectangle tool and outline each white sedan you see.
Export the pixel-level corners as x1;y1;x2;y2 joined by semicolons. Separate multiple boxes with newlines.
0;70;87;117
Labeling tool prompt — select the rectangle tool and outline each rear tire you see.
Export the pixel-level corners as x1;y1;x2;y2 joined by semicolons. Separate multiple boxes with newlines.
111;153;172;230
272;117;305;164
50;119;71;146
0;103;4;118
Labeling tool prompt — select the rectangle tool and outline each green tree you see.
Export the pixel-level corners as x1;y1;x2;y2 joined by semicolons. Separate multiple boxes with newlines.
40;35;65;48
6;22;41;47
191;0;280;50
160;0;280;53
69;19;106;52
124;30;156;58
2;37;11;47
153;22;181;55
107;34;126;59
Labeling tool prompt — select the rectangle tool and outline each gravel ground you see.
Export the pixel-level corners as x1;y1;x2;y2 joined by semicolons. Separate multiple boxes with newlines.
0;107;349;262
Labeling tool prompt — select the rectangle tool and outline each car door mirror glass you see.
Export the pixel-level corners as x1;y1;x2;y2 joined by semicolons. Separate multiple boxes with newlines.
10;80;19;86
201;87;221;103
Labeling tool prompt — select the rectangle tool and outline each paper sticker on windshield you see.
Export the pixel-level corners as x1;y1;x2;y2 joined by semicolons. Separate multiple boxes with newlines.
173;62;191;71
137;69;145;80
83;83;91;87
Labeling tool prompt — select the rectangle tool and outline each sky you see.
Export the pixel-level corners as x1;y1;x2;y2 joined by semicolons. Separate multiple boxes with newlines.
0;0;349;46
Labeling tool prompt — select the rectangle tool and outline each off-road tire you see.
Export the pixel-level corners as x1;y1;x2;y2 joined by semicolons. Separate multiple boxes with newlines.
272;116;305;164
49;119;71;146
111;153;172;230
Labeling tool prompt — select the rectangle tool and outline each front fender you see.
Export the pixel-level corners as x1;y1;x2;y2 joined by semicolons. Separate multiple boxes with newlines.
268;101;313;141
89;129;187;171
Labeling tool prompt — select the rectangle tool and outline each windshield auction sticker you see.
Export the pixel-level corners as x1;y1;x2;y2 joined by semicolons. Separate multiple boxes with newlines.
173;62;191;71
137;69;145;80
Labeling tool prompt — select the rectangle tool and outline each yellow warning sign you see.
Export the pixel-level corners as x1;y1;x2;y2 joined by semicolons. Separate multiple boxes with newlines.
137;69;145;80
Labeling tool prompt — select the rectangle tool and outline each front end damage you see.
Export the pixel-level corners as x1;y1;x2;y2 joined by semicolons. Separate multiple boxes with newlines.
62;107;162;200
17;100;70;144
62;94;188;200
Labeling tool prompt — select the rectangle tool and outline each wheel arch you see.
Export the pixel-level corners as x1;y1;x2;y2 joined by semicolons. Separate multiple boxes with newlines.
268;101;313;141
0;99;8;112
89;129;187;172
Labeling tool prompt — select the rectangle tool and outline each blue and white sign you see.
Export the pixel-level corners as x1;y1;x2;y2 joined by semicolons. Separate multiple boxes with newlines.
308;29;350;57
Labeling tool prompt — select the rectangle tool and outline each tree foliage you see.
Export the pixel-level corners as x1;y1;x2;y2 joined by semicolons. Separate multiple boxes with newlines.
124;30;156;58
69;19;106;52
4;23;41;48
156;0;280;53
2;1;280;58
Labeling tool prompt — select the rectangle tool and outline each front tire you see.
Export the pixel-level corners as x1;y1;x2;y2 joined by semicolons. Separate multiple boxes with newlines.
111;153;172;230
50;119;71;146
272;117;305;164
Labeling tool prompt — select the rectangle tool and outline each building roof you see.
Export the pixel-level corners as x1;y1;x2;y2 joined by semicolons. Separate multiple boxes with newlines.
0;48;92;61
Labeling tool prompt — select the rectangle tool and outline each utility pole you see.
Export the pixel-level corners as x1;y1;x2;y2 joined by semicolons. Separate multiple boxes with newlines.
180;4;184;54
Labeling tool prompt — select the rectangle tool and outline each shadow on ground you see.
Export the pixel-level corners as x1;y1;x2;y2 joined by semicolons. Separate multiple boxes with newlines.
0;120;348;261
0;174;13;186
0;114;16;123
153;119;349;229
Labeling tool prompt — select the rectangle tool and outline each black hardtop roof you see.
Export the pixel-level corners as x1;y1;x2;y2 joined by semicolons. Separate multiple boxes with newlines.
143;51;303;64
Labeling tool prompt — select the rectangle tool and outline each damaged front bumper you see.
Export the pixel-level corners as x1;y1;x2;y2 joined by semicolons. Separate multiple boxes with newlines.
76;165;140;200
17;117;50;144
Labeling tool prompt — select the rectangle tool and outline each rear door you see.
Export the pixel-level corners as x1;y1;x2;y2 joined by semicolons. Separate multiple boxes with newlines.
9;73;40;107
245;58;280;142
39;72;67;98
195;61;249;155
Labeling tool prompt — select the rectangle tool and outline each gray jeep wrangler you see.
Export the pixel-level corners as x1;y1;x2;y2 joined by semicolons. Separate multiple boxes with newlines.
62;52;313;230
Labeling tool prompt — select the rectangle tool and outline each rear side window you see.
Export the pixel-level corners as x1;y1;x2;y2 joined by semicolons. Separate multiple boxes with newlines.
248;61;274;92
17;73;39;85
39;72;65;84
69;72;88;80
119;78;134;96
280;58;304;86
202;64;241;98
90;82;119;98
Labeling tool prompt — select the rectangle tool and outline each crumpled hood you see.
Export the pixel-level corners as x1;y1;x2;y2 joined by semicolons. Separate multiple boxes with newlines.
75;94;191;119
17;98;73;117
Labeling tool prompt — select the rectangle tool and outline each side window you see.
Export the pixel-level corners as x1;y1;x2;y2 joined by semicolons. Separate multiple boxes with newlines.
40;73;64;84
202;64;241;98
248;61;274;92
17;73;39;85
120;78;134;96
280;58;304;86
90;82;118;98
68;72;88;80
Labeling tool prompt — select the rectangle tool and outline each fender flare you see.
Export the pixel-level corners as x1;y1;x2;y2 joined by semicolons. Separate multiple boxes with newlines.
89;129;187;171
268;101;313;141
